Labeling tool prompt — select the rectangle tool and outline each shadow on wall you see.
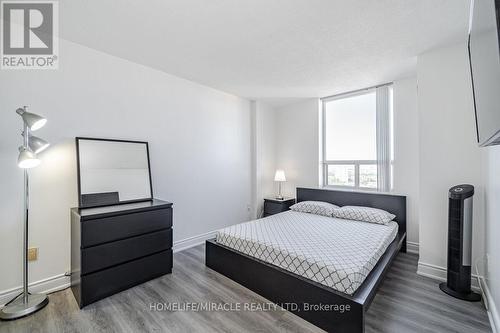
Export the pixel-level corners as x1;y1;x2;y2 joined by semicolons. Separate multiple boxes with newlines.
31;137;79;212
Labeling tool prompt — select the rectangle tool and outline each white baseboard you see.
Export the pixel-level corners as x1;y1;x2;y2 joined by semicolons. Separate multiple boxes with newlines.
479;277;499;333
173;230;217;253
0;231;216;307
420;265;499;332
407;241;419;254
417;261;481;291
0;274;70;307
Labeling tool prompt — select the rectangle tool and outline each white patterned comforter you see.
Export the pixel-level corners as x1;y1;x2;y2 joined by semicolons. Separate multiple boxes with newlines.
216;210;398;295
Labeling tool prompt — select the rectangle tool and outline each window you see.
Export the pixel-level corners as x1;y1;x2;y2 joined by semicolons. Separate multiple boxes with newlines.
322;85;393;191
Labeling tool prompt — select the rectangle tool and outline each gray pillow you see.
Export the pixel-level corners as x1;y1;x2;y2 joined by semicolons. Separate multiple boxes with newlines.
332;206;395;225
290;201;339;217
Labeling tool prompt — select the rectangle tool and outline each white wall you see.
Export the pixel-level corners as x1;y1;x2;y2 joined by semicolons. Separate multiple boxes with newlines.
416;42;485;282
0;39;253;297
274;99;321;198
393;77;420;249
483;145;500;331
252;101;277;217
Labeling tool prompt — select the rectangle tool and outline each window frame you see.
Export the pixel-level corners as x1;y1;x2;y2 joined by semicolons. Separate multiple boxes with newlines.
321;86;386;191
322;160;378;190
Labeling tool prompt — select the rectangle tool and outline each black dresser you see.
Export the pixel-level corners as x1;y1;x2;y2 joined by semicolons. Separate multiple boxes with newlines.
70;199;173;308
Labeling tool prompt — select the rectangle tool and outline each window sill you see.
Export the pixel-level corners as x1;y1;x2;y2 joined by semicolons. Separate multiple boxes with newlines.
320;185;393;194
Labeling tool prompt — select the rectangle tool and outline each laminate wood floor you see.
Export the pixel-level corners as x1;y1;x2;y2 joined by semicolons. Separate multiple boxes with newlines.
0;245;491;333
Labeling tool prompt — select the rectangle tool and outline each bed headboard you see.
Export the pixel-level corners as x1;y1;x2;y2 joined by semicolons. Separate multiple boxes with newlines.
296;187;407;237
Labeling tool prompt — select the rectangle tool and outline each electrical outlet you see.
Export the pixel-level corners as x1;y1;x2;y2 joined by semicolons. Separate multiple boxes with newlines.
247;204;253;220
28;247;38;261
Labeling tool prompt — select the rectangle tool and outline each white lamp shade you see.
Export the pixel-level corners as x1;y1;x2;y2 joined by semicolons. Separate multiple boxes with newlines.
16;108;47;131
17;147;40;169
29;117;47;131
274;169;286;182
29;135;50;154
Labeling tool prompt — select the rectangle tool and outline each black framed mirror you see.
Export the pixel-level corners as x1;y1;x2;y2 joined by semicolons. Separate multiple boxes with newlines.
76;137;153;208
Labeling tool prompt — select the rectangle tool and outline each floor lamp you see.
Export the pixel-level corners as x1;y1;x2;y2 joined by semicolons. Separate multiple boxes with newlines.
0;107;50;320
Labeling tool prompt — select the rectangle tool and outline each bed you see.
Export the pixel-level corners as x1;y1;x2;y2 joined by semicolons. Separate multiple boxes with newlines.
206;187;406;333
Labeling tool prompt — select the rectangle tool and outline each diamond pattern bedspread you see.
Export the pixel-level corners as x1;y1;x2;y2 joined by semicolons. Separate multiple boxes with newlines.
216;210;398;295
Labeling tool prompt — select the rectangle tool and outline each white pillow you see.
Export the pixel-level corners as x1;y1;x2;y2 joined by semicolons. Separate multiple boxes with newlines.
290;201;339;217
332;206;395;225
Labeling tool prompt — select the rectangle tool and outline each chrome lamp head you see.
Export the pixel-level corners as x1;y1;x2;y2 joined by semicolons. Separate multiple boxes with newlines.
16;107;47;131
23;133;50;154
17;146;40;169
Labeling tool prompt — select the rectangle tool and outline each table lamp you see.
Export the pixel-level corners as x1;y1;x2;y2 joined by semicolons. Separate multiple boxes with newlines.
274;169;286;200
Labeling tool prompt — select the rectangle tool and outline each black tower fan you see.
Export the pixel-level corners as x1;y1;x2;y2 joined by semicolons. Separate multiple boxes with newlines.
439;184;481;301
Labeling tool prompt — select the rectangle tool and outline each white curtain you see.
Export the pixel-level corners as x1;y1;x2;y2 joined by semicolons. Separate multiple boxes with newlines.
376;86;391;192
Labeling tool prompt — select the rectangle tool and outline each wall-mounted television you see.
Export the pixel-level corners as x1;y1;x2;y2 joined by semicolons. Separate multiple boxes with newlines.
469;0;500;146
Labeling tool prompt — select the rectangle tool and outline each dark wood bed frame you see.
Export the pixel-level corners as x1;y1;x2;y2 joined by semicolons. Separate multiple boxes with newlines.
206;187;406;333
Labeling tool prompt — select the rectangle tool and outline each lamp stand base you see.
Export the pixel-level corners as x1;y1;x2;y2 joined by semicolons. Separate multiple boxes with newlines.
0;293;48;320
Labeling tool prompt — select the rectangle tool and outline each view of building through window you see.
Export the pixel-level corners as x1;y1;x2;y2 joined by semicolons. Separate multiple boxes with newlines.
323;87;391;190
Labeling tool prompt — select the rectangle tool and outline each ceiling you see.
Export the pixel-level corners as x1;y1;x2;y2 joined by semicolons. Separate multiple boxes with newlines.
60;0;470;107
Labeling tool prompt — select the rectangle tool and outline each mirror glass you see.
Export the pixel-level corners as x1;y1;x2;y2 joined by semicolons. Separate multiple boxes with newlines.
77;138;152;208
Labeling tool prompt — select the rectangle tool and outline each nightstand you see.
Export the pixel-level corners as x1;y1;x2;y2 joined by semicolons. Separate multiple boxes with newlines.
263;198;296;217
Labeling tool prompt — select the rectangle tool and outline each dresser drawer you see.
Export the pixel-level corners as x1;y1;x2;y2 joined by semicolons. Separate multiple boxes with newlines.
81;208;172;247
79;249;172;307
81;228;172;275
